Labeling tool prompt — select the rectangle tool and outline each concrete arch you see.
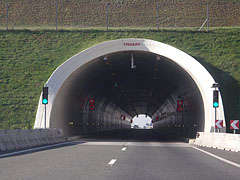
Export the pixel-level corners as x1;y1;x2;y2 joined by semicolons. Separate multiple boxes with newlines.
34;38;225;135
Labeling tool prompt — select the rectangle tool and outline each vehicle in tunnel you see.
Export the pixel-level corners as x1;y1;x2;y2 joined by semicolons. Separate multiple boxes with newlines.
35;38;225;138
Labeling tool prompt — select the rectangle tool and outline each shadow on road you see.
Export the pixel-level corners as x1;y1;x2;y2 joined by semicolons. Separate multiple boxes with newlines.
80;129;184;143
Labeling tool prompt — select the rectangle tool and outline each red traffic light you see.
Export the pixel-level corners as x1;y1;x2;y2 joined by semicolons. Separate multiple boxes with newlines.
89;98;95;110
177;100;184;112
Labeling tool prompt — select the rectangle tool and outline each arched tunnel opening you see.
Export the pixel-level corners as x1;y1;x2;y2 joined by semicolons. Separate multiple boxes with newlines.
132;114;153;129
50;51;204;138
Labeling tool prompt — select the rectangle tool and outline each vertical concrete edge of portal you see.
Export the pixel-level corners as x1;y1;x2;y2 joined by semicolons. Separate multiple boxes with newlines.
34;38;225;134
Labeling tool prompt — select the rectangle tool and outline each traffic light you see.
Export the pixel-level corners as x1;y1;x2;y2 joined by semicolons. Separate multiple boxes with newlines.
89;98;95;110
42;87;48;105
213;90;219;108
177;100;184;112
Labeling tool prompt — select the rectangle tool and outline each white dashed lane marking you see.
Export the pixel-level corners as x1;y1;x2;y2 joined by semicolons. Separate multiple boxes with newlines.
107;159;117;166
121;147;127;151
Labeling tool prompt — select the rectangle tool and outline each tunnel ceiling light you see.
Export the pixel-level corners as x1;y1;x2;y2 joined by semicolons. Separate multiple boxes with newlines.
103;57;107;61
131;52;136;69
156;56;161;60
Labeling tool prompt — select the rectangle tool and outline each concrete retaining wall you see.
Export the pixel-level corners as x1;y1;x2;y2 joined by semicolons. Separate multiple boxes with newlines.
0;129;66;152
194;132;240;152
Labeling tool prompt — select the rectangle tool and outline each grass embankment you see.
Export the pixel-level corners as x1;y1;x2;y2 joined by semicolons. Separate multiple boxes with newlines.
0;28;240;131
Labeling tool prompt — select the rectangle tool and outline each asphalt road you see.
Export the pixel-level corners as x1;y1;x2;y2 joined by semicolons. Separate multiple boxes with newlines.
0;130;239;180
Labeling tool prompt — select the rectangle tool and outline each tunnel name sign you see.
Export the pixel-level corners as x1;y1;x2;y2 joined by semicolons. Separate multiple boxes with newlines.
123;42;141;46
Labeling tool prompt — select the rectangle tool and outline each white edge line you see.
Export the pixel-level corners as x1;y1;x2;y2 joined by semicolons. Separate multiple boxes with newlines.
0;141;75;158
192;146;240;168
108;159;117;166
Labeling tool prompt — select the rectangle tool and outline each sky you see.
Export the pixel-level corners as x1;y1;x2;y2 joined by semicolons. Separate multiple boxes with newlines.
131;114;152;128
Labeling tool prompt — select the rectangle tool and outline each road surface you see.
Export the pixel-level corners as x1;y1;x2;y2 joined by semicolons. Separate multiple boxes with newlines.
0;130;239;180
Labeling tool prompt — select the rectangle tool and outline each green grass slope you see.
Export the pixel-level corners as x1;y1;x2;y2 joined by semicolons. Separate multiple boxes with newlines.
0;28;240;133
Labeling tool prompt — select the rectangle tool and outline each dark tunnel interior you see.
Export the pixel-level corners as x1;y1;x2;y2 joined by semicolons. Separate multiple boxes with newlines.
50;51;204;138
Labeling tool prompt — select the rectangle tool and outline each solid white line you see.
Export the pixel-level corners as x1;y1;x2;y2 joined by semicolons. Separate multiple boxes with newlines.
0;141;74;158
192;146;240;168
107;159;117;166
121;147;127;151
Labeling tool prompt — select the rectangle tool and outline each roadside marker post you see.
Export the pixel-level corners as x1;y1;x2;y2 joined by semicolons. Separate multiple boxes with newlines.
230;120;239;134
215;120;223;132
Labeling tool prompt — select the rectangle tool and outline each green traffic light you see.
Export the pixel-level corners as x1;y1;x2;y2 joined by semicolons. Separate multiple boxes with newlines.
213;102;218;108
42;99;48;104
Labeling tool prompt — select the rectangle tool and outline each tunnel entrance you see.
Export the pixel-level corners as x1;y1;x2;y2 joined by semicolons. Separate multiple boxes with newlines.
35;39;225;138
132;114;153;129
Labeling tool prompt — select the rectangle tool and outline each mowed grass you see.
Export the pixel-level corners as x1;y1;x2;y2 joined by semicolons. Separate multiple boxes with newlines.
0;28;240;130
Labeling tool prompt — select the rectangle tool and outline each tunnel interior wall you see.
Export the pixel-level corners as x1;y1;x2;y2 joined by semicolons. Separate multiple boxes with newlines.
153;71;204;138
49;51;205;137
50;59;131;136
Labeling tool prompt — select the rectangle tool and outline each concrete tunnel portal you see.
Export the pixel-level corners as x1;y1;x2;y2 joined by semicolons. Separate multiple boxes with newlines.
35;39;225;138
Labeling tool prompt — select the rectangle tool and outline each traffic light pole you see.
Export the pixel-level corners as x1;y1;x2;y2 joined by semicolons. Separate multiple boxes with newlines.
214;87;216;133
214;107;216;133
44;104;47;129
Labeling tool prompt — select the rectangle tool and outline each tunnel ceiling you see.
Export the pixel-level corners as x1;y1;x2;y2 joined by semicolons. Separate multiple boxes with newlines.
73;51;197;118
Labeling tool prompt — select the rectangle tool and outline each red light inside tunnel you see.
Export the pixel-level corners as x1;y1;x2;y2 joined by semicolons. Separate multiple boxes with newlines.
177;100;184;112
89;98;95;110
